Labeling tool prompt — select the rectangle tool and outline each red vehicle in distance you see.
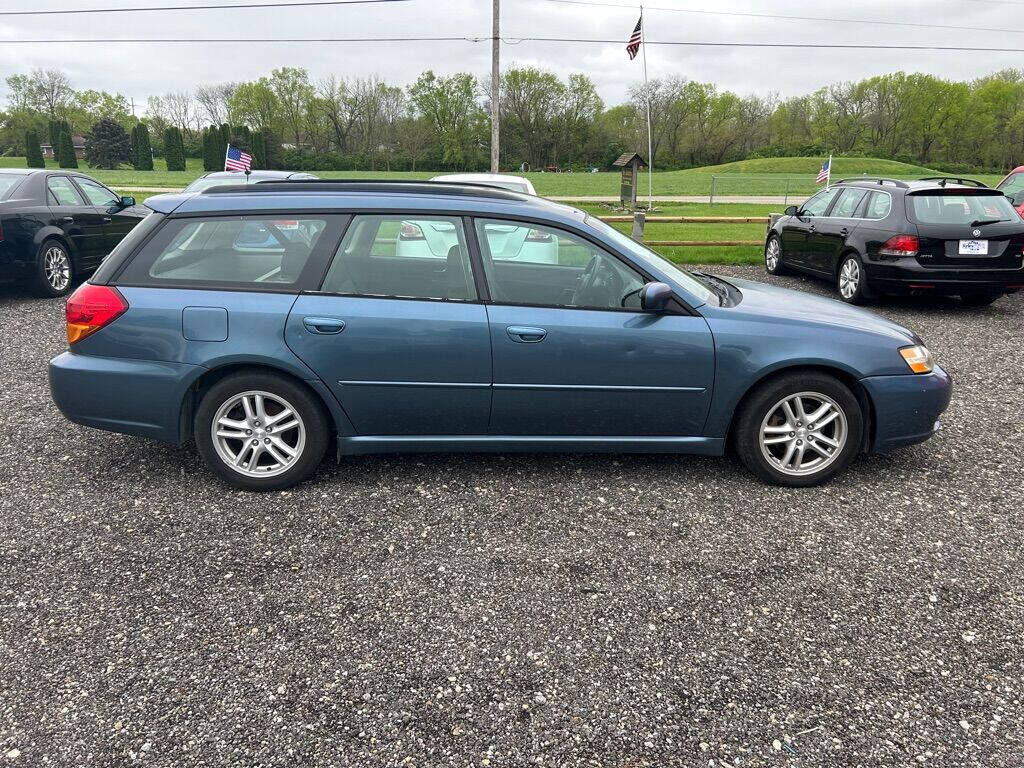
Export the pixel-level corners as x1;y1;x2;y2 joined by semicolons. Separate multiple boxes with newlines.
996;165;1024;216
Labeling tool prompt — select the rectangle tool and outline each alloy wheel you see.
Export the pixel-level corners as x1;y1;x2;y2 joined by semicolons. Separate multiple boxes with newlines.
44;246;71;292
839;258;860;299
211;390;306;478
765;238;780;271
759;391;848;477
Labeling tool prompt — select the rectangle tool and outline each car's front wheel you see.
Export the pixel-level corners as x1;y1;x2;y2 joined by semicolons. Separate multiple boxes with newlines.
31;239;74;298
764;234;789;275
837;253;872;304
734;372;863;487
194;372;330;491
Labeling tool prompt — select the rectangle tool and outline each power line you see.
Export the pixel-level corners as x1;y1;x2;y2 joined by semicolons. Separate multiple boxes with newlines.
8;36;1024;52
543;0;1024;37
0;0;408;15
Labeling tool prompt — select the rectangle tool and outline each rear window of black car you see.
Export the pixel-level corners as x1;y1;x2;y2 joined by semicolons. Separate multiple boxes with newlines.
115;214;348;291
909;192;1019;225
0;174;25;199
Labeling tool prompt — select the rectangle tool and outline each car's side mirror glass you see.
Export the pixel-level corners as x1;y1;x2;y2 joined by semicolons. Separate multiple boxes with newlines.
639;281;672;312
120;195;135;208
784;205;799;216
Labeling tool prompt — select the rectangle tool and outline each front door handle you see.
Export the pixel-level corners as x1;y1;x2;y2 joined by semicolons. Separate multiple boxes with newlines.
302;316;346;335
102;216;112;223
506;325;547;343
61;216;74;223
807;225;816;233
839;227;849;235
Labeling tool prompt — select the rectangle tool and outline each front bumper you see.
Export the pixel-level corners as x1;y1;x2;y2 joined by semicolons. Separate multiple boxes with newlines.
860;365;953;453
49;351;202;443
864;257;1024;295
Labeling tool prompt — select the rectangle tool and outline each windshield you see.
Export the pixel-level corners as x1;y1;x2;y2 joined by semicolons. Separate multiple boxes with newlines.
585;215;715;305
0;174;25;198
909;193;1019;225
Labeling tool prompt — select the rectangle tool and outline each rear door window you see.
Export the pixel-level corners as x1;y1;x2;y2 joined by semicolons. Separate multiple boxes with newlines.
117;214;345;289
908;193;1018;225
47;176;86;206
321;215;477;301
830;188;868;218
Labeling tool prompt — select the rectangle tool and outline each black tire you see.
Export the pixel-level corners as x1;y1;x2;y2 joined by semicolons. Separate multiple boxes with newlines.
836;252;873;305
30;238;74;298
960;292;1001;307
194;371;330;491
764;234;790;275
733;371;863;488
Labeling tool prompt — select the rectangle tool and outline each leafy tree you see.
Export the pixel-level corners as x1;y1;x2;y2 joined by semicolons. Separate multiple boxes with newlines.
85;117;131;169
408;71;484;169
251;130;266;169
57;124;78;168
163;126;186;171
263;130;282;170
131;123;153;170
25;129;45;167
202;127;221;170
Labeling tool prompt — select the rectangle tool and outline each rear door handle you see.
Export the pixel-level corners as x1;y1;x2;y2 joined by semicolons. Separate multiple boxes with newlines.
506;325;547;343
102;216;112;223
839;227;849;236
61;216;74;223
808;225;816;233
302;316;346;335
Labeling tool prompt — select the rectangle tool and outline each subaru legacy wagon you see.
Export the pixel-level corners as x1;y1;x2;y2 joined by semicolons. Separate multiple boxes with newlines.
49;181;951;491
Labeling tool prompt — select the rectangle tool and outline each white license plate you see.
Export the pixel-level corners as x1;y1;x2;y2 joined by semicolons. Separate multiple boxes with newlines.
958;239;989;255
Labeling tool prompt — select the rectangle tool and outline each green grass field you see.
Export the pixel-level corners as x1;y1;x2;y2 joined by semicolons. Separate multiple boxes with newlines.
2;155;1002;199
3;155;992;266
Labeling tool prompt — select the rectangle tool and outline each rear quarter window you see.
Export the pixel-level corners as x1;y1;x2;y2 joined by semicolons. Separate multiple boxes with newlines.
115;214;347;290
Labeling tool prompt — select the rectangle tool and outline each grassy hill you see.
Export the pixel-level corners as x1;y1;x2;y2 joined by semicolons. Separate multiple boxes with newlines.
695;156;943;177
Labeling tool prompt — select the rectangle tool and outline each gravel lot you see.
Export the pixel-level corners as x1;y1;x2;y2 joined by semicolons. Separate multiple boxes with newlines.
0;268;1022;767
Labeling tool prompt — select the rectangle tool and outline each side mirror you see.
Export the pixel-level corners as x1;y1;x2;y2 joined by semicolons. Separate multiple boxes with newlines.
640;281;672;312
784;205;799;216
120;195;135;208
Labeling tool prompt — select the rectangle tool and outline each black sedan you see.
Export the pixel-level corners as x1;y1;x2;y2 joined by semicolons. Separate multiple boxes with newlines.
0;169;148;297
764;177;1024;306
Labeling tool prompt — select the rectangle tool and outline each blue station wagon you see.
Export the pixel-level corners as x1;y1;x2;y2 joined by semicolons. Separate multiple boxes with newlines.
49;181;952;491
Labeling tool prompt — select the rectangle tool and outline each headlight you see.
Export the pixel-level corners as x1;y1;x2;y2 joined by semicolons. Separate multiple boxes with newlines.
900;345;934;374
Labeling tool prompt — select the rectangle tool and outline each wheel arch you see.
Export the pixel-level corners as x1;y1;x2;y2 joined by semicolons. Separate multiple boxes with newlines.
835;246;862;277
178;362;353;447
725;363;876;453
34;228;78;263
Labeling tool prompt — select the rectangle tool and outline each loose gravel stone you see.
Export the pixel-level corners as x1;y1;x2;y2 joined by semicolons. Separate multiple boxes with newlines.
0;271;1022;767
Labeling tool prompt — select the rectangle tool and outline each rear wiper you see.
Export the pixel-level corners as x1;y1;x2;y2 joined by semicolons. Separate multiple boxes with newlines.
969;219;1002;227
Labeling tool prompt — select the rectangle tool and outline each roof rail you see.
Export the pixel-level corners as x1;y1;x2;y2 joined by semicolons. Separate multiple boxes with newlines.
832;177;909;188
917;176;988;188
201;178;525;200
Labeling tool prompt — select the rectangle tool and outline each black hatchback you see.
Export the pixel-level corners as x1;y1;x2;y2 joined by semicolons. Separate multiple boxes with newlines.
764;177;1024;306
0;169;148;297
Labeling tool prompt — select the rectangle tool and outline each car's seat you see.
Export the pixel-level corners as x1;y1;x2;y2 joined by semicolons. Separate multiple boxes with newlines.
445;245;473;299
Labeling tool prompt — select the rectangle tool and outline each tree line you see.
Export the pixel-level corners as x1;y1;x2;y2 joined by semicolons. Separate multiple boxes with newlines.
5;66;1024;173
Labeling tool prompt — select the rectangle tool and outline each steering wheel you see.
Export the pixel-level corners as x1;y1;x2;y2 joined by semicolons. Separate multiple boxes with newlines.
570;254;601;306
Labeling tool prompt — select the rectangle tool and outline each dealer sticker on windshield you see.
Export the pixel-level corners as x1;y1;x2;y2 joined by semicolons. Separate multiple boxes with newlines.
958;239;989;255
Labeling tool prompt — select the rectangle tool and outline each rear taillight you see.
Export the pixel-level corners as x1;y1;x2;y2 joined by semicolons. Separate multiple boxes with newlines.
525;229;552;242
65;283;127;344
879;234;919;258
399;222;425;240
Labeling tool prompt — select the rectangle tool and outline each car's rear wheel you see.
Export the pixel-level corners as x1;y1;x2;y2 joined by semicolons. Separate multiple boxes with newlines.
837;253;872;304
194;372;329;491
764;235;789;275
960;292;1001;307
734;372;863;487
31;239;74;298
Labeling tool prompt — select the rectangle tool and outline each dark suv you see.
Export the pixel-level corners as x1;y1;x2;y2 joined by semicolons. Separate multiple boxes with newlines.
764;177;1024;306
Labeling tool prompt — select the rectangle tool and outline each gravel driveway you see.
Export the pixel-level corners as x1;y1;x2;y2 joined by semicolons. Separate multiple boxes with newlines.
1;267;1021;767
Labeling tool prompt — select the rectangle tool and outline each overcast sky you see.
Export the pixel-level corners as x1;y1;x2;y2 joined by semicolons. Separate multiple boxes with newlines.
0;0;1020;111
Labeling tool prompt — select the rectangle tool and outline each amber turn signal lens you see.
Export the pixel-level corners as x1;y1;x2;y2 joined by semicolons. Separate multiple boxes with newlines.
899;345;934;374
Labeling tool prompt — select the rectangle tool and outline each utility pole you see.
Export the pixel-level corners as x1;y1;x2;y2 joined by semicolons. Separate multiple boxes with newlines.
490;0;500;173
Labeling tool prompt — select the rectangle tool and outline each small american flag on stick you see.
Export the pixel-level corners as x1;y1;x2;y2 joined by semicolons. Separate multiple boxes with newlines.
225;144;253;172
626;15;642;60
816;155;832;185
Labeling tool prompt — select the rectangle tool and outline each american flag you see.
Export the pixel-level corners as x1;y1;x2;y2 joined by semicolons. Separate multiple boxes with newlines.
626;15;642;60
225;144;253;172
816;155;831;184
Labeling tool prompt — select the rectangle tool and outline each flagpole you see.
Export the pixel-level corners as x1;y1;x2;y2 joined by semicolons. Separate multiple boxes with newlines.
827;153;832;188
640;5;653;209
224;142;230;172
